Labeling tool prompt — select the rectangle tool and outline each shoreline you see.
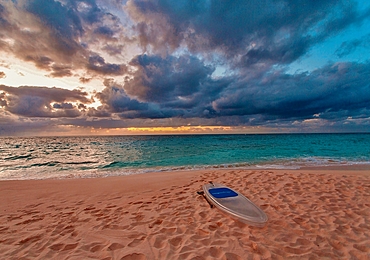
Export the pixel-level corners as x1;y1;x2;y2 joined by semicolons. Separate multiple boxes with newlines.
1;168;369;259
1;163;370;182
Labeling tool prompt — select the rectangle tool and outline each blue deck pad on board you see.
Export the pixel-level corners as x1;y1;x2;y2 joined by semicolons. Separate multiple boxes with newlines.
209;187;238;198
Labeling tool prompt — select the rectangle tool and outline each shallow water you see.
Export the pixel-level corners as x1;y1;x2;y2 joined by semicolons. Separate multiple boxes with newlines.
1;133;369;180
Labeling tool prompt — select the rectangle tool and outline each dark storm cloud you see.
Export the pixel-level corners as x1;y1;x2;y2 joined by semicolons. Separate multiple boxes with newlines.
26;0;84;40
94;78;182;119
95;79;148;114
0;3;11;30
94;26;115;38
0;85;91;117
336;34;370;58
126;0;369;64
1;59;367;127
53;102;74;109
211;61;370;122
89;55;369;126
0;111;58;136
109;53;233;119
24;0;86;60
125;54;214;102
0;3;7;26
87;55;127;75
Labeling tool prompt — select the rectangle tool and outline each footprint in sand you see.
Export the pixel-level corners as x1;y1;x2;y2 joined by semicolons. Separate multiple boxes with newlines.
49;243;65;251
120;253;146;260
151;235;166;249
92;244;107;253
149;219;163;228
209;247;224;258
108;242;125;251
224;252;244;260
63;243;78;251
128;238;145;247
196;229;210;237
18;234;43;245
81;242;103;253
49;243;78;252
168;236;182;249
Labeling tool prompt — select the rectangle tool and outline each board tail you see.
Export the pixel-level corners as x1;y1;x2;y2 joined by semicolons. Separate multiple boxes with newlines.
197;190;214;208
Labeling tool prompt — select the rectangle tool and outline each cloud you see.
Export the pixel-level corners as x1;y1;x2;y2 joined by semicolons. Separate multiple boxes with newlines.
125;54;214;102
211;62;370;123
0;0;129;78
0;0;369;135
2;0;368;79
87;55;127;75
26;0;84;40
126;0;369;65
94;78;149;115
336;33;370;57
79;76;93;83
92;78;183;119
91;58;370;127
0;111;56;136
0;85;91;117
94;26;115;38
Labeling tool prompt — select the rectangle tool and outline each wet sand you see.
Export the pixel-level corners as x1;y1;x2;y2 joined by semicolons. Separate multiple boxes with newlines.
0;167;369;259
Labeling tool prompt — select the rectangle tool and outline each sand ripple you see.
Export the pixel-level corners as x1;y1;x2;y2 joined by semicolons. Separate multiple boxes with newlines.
0;169;369;259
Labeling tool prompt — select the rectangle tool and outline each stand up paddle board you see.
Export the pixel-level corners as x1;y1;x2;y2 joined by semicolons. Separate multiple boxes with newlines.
202;182;268;227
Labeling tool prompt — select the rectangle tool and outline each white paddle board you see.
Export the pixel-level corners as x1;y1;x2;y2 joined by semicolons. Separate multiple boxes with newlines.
202;182;268;227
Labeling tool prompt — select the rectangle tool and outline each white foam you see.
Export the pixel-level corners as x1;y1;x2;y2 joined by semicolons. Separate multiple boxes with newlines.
1;158;369;181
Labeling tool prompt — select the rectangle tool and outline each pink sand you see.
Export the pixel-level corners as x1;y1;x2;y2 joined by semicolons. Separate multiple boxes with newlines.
0;168;369;259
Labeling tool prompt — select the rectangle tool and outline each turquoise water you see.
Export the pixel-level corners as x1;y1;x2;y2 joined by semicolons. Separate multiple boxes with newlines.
0;134;369;180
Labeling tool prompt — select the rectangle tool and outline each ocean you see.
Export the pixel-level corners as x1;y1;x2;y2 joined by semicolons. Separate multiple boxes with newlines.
0;133;369;180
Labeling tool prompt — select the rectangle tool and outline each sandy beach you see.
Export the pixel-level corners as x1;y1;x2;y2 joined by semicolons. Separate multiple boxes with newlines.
1;167;369;259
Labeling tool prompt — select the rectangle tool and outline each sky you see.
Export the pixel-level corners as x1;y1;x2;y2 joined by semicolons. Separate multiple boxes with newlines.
0;0;370;136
